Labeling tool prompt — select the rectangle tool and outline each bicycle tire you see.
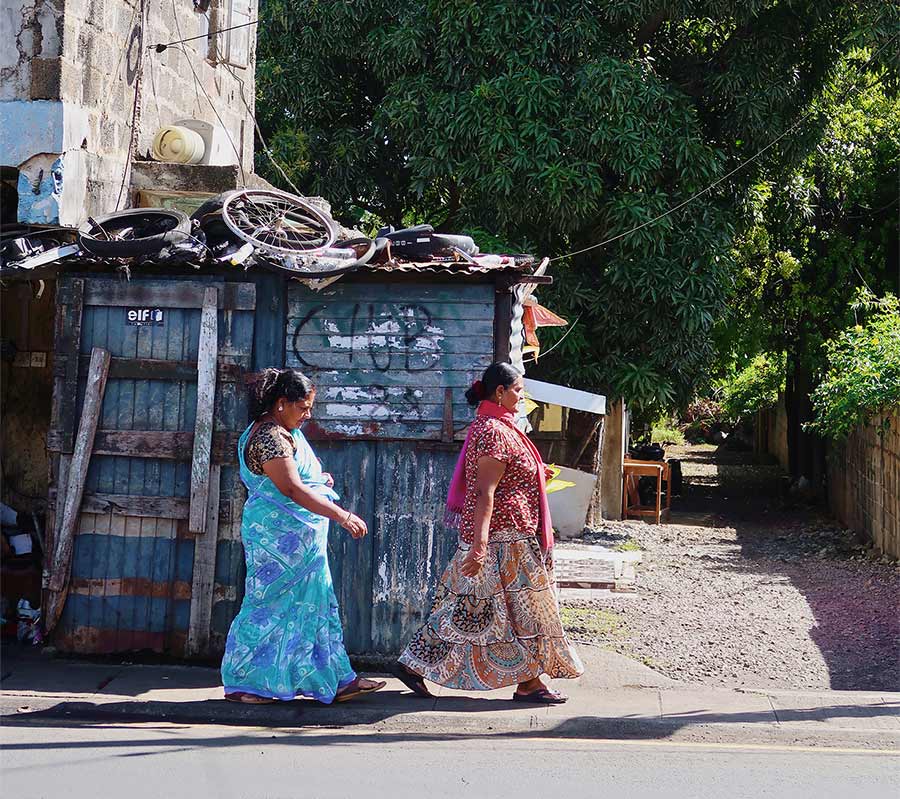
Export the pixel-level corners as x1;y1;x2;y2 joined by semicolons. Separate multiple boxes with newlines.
78;208;191;258
220;189;338;255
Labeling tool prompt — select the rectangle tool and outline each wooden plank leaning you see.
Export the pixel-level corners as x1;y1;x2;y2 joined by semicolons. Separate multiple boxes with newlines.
189;287;218;534
185;464;221;657
45;347;111;633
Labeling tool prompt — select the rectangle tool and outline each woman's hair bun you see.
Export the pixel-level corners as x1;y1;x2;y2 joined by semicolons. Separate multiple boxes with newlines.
464;362;521;406
247;368;315;419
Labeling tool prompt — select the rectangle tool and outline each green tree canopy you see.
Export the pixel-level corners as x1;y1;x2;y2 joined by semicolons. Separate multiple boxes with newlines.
808;291;900;439
255;1;897;413
716;53;898;474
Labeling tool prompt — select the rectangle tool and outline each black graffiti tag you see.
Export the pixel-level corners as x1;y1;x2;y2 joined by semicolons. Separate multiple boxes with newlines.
291;303;442;373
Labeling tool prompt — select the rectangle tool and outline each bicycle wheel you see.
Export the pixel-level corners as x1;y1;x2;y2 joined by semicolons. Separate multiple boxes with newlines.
220;189;338;255
78;208;191;257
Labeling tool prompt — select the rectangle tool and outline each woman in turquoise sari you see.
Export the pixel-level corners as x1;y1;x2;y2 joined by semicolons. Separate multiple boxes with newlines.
222;368;385;704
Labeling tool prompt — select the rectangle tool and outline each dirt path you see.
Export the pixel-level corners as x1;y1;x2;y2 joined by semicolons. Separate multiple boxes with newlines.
562;444;900;691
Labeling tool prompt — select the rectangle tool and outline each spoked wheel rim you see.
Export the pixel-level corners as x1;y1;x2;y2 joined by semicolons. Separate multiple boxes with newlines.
221;189;338;255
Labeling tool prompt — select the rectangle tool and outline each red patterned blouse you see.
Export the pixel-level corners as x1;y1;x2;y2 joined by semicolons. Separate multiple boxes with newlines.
459;416;541;544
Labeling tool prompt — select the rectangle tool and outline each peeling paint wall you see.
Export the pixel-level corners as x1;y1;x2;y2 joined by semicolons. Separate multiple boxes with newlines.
0;0;64;101
280;278;502;652
286;282;494;440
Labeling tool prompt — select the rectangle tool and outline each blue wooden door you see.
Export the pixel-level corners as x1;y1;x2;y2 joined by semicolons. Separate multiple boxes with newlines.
49;276;255;656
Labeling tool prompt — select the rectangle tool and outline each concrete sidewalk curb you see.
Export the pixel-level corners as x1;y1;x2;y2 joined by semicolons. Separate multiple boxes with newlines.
3;691;899;751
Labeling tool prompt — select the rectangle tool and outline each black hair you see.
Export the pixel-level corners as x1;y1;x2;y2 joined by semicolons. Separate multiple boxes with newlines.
248;368;315;419
464;362;522;407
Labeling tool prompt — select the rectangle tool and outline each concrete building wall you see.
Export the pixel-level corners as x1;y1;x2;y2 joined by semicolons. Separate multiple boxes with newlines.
0;0;257;224
0;0;64;102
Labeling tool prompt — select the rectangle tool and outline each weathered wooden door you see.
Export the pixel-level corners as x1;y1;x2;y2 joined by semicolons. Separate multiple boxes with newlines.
286;280;496;654
48;275;255;656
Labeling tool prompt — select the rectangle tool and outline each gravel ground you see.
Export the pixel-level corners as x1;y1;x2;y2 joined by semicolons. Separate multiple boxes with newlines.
561;445;900;691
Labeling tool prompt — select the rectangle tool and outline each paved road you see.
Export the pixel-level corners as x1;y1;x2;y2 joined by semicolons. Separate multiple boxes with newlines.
2;720;898;798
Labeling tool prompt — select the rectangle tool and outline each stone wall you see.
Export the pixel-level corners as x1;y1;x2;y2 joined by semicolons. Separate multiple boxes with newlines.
757;396;789;473
828;411;900;559
1;0;257;224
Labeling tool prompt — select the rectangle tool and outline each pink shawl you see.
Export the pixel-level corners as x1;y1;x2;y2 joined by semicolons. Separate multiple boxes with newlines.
444;400;554;552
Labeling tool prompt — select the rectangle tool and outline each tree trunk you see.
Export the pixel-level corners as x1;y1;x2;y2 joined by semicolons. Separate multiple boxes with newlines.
785;349;821;485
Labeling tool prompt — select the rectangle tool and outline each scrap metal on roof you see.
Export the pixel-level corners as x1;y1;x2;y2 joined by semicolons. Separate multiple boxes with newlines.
359;254;535;276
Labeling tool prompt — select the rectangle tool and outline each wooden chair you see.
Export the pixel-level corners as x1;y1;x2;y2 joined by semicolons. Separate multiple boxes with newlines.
622;458;672;524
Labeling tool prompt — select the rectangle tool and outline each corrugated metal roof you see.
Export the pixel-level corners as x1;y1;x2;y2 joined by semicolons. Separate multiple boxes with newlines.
361;255;534;275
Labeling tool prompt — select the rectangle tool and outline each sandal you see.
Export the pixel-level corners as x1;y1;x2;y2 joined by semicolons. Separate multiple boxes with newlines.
393;663;434;698
512;687;568;705
225;691;277;704
334;676;386;703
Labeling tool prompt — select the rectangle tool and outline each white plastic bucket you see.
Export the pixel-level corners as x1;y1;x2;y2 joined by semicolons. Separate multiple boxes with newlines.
151;125;206;164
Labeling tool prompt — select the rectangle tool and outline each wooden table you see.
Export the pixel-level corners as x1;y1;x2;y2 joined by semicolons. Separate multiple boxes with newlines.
622;457;671;524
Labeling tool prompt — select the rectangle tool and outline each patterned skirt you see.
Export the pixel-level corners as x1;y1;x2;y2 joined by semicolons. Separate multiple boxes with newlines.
398;531;584;690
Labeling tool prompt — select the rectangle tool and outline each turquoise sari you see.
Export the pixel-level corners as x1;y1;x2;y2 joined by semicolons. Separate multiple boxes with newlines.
221;424;356;703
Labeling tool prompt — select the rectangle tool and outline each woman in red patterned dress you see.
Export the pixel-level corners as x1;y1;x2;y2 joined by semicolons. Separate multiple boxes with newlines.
396;363;583;703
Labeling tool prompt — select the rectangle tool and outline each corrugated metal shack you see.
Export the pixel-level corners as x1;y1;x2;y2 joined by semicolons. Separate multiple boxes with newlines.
1;254;539;658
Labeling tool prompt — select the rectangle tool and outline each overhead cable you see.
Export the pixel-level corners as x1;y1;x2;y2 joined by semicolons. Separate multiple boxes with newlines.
549;32;899;263
149;18;260;53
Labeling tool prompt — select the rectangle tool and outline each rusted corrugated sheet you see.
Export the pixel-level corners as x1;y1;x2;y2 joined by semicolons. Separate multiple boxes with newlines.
362;255;533;275
282;278;500;653
370;443;460;654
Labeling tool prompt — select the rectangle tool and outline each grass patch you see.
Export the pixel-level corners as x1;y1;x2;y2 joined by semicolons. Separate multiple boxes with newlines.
614;537;642;552
559;607;625;640
651;423;686;446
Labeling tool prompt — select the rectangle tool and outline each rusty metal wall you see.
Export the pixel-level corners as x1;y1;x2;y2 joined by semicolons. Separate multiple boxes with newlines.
286;280;497;653
51;274;503;657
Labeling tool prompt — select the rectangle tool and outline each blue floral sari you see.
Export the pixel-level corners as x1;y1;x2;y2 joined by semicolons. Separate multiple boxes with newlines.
221;424;356;703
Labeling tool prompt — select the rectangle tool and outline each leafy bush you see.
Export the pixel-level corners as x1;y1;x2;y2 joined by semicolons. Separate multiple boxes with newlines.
721;353;786;421
808;291;900;439
684;397;727;425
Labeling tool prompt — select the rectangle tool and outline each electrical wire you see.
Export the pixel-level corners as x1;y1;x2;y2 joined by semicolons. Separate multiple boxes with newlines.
522;313;583;364
148;18;260;53
218;59;306;196
169;0;246;185
549;32;899;263
114;0;148;211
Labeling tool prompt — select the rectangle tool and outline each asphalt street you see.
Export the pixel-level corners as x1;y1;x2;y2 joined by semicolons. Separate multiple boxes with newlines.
1;720;898;799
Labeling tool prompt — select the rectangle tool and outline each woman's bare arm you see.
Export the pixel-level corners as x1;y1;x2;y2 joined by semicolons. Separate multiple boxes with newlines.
461;456;505;577
262;456;367;538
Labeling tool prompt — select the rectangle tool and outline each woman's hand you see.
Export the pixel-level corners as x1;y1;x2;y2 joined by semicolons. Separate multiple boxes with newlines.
339;511;368;539
461;544;487;577
544;464;555;481
323;472;335;488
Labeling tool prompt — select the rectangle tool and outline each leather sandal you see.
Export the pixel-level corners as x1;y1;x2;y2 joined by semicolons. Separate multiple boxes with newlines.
225;691;276;704
512;687;568;704
334;676;387;703
394;663;434;698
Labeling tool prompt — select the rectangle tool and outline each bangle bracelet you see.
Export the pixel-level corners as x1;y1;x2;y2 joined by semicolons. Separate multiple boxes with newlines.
343;509;352;524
